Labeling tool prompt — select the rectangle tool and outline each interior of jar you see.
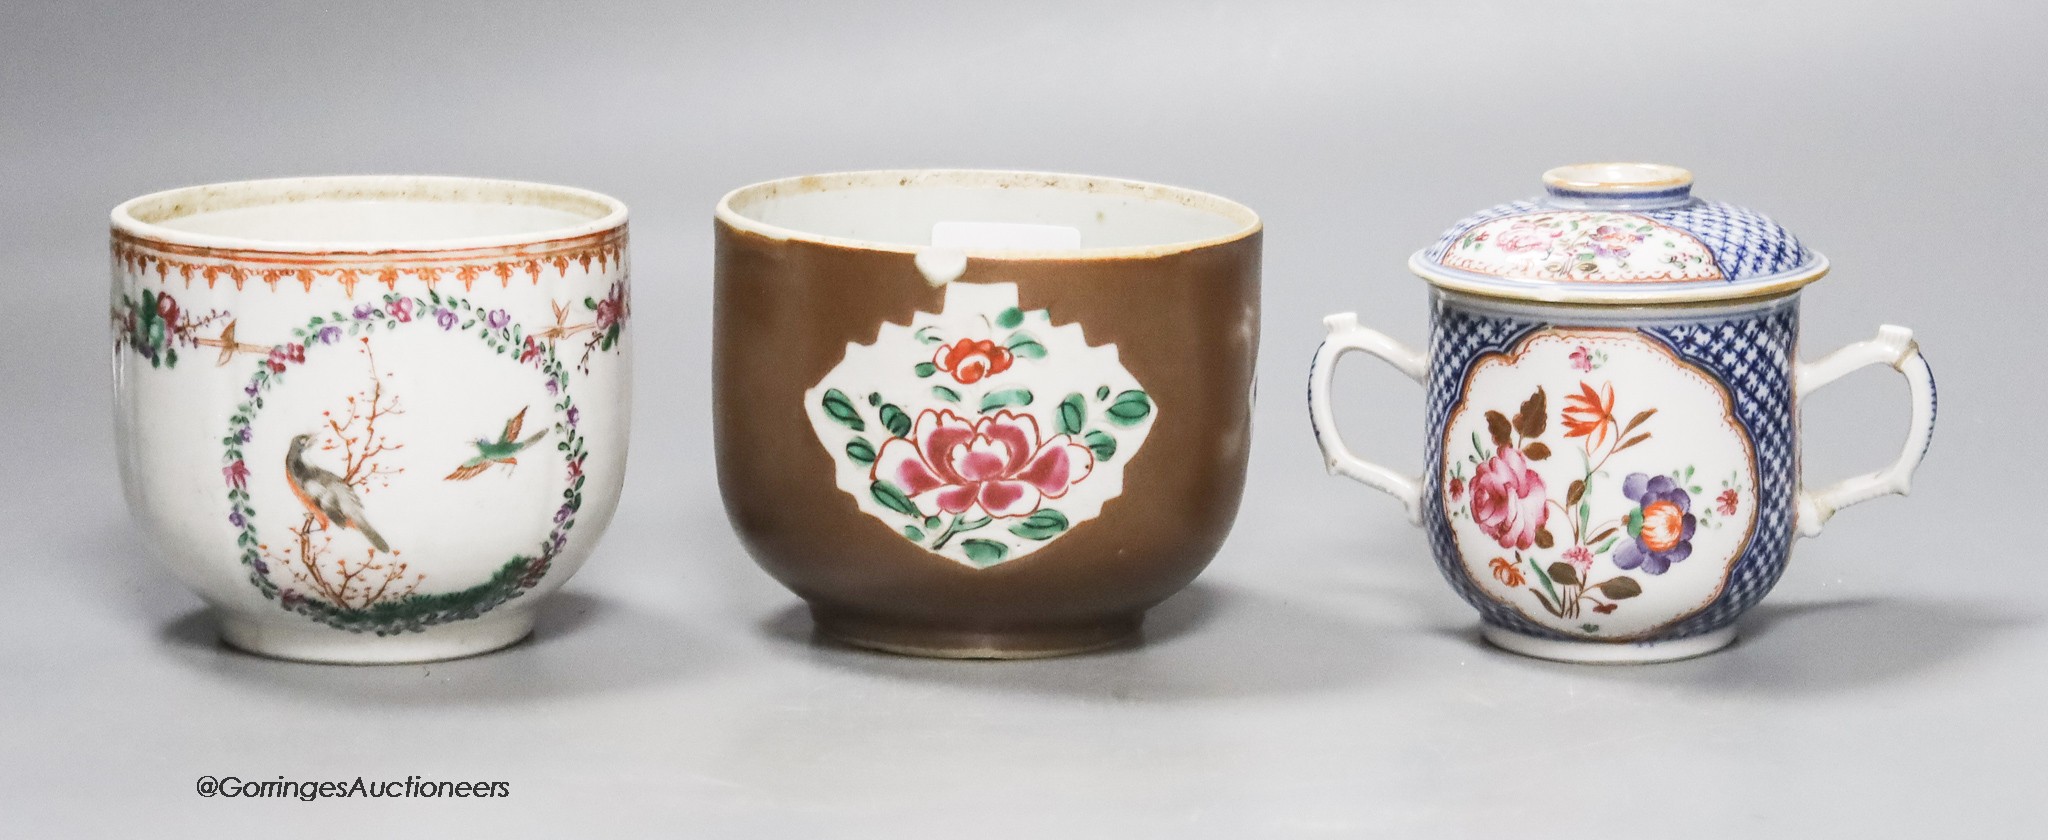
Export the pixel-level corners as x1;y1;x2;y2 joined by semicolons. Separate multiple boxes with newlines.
717;170;1261;255
113;176;626;249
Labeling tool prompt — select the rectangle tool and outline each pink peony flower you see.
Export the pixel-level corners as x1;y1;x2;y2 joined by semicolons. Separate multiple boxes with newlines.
872;409;1093;518
1470;447;1548;550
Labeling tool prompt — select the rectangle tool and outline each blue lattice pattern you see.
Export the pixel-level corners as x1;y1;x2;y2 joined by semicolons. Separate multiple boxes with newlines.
1421;198;1816;283
1422;297;1800;641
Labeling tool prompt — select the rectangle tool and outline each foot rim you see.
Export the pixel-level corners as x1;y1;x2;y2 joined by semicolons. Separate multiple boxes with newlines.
809;609;1144;660
1481;624;1737;664
215;609;537;665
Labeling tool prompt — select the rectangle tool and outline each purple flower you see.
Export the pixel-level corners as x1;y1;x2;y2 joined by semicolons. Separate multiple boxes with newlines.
435;307;458;330
244;382;260;398
316;325;342;345
229;510;246;528
548;531;568;553
566;406;580;428
1613;473;1697;575
352;304;378;320
555;504;573;524
253;559;269;574
486;309;511;330
545;379;559;395
237;427;253;443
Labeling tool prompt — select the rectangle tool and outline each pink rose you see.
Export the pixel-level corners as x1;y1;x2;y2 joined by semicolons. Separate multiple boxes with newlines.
1495;222;1559;254
872;409;1093;518
1470;447;1548;550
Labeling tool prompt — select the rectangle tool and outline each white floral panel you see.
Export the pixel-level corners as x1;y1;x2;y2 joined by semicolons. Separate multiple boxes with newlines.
1440;212;1725;284
804;282;1157;569
1441;330;1758;639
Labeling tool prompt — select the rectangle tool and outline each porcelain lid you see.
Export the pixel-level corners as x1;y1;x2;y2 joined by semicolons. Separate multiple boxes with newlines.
1411;163;1827;304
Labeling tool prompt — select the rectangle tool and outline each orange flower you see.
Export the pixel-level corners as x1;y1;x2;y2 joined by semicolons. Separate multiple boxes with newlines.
1561;381;1617;451
1489;557;1525;587
934;339;1014;385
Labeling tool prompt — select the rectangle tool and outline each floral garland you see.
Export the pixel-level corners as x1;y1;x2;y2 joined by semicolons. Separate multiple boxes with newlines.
219;290;593;635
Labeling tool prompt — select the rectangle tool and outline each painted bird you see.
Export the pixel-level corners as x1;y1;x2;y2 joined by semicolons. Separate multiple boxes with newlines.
445;407;548;480
285;433;391;553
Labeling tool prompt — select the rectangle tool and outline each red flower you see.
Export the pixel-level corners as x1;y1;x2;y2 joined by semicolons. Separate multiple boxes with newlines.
871;409;1092;518
223;460;249;490
1448;476;1465;501
1717;488;1739;516
1489;557;1525;587
1561;381;1617;451
155;293;180;325
520;335;543;364
933;339;1013;384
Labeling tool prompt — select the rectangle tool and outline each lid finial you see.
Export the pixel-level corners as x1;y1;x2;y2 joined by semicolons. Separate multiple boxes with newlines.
1542;162;1694;210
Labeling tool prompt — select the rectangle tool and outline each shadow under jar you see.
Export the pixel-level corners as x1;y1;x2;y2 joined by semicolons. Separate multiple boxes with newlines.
714;170;1262;658
1309;163;1937;664
112;176;633;664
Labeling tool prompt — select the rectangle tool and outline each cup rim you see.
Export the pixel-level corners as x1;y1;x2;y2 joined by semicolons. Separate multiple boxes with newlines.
714;169;1262;259
110;175;630;256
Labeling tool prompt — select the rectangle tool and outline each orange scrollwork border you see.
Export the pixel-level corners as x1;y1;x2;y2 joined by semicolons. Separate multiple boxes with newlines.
110;225;628;299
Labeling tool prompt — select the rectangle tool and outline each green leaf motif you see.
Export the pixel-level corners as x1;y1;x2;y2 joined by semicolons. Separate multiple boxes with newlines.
1008;509;1070;541
933;385;961;403
845;437;877;465
903;526;925;541
1082;429;1117;461
913;362;938;378
1005;330;1047;359
1056;393;1086;436
870;480;919;517
1096;386;1111;401
1105;390;1152;427
915;326;945;345
980;388;1033;413
995;307;1024;329
960;538;1009;567
879;404;912;438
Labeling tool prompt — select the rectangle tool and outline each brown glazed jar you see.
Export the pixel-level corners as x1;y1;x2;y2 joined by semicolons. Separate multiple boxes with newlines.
714;171;1261;658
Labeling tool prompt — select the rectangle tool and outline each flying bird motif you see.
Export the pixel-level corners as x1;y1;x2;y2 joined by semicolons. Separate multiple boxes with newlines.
285;433;391;553
445;407;549;480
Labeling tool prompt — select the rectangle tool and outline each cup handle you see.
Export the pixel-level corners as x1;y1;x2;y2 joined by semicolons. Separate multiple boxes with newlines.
1308;313;1427;524
1794;325;1937;538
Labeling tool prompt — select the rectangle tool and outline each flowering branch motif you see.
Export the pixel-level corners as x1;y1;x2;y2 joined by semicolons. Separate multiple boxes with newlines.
532;279;629;373
1449;379;1664;627
110;289;239;368
258;341;423;611
1445;332;1756;636
217;289;596;635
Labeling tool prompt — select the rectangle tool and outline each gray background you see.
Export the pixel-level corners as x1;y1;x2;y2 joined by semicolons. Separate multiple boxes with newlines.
3;1;2042;836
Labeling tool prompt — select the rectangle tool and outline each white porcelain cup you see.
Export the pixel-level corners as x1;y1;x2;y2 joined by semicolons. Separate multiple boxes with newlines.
111;176;632;663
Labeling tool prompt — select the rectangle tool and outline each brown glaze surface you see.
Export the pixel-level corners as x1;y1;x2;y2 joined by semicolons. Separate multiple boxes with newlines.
714;222;1260;647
